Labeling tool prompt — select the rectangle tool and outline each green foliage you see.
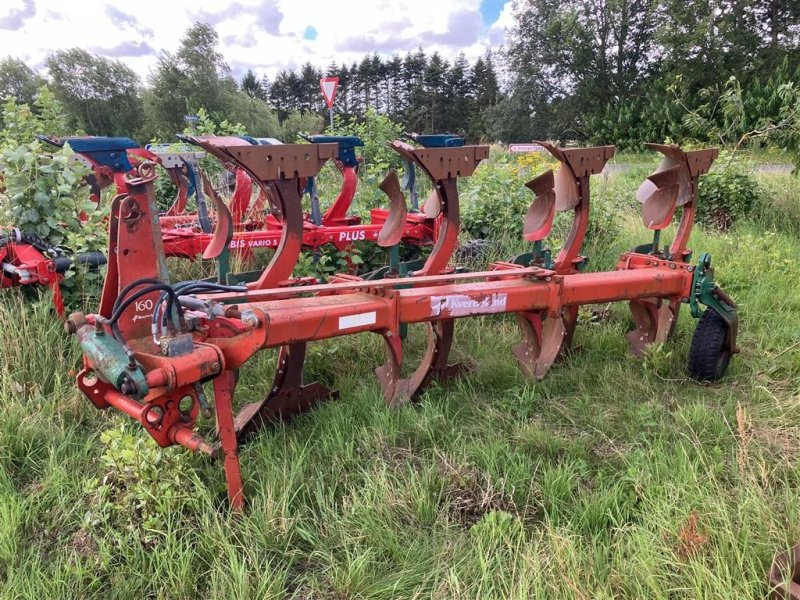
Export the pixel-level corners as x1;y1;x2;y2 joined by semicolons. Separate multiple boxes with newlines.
280;109;324;142
145;23;239;138
293;245;364;280
0;89;103;251
0;57;44;108
82;422;200;546
188;107;246;137
469;510;525;552
334;108;404;171
460;154;531;241
697;156;761;230
45;48;143;137
500;1;800;149
228;94;281;138
328;108;406;211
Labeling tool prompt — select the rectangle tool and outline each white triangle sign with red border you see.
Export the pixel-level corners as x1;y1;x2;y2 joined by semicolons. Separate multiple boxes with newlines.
320;77;339;108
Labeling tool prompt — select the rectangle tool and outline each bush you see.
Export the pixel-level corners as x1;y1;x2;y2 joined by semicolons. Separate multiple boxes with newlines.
82;421;202;548
330;108;406;212
460;152;532;243
697;156;760;230
280;109;324;142
0;88;103;250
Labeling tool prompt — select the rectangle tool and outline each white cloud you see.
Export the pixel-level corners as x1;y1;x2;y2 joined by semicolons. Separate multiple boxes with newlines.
0;0;510;81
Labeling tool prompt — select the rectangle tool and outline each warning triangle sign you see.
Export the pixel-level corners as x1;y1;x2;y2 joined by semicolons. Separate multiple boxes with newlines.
320;77;339;108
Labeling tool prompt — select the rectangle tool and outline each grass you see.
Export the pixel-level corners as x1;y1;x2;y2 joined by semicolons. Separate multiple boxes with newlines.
0;165;799;599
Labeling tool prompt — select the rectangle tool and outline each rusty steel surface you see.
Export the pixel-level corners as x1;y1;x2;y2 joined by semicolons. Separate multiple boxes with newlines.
376;169;408;248
68;140;737;510
223;143;338;180
523;170;556;241
770;545;800;599
200;172;234;261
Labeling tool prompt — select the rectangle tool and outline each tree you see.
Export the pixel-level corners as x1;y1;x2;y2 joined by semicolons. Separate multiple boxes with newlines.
422;53;449;131
45;49;143;136
442;53;472;135
500;0;661;141
146;22;238;137
469;52;500;140
0;57;44;105
403;49;428;131
241;69;266;101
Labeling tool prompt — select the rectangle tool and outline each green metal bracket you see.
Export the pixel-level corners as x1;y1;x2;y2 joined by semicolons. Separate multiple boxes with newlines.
512;241;554;270
76;326;148;399
689;252;739;350
216;246;230;284
363;246;426;339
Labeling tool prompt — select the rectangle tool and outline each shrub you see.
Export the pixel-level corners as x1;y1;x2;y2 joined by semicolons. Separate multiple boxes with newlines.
697;155;760;230
330;108;406;211
460;153;531;243
0;88;103;251
82;422;202;547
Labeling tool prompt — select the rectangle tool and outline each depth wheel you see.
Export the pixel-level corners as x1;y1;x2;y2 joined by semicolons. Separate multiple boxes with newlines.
687;308;731;381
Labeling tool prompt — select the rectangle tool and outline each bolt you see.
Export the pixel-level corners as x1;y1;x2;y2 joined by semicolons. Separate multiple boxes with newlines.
211;362;220;373
126;350;137;371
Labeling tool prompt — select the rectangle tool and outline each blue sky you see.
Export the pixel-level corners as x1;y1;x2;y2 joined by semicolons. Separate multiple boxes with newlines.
0;0;513;80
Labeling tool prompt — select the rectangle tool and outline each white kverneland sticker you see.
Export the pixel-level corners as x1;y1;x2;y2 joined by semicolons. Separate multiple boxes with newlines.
338;311;377;330
430;293;508;317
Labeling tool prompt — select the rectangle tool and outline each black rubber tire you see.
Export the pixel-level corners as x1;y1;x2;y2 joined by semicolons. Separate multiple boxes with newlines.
687;308;731;381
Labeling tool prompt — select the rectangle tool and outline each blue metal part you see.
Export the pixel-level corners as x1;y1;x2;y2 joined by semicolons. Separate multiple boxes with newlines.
182;161;211;233
401;160;419;212
305;176;322;225
413;134;464;148
250;137;284;146
63;136;139;173
237;136;283;146
308;135;363;167
184;162;199;199
236;135;263;146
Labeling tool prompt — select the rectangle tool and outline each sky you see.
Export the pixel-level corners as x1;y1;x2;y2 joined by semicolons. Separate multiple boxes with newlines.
0;0;514;82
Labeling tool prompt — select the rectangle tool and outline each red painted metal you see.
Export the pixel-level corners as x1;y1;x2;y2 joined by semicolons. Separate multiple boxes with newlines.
0;233;64;315
69;140;735;510
159;135;440;262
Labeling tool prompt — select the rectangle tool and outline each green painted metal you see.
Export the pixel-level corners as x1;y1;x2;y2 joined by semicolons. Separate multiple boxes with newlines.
512;240;554;270
75;324;148;399
689;252;739;349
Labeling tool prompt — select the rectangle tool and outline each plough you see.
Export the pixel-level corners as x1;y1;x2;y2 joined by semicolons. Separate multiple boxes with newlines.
66;139;738;509
159;134;438;269
41;134;440;270
38;135;212;231
0;228;105;315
